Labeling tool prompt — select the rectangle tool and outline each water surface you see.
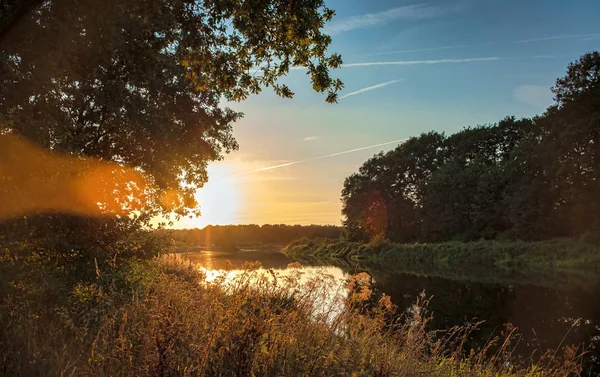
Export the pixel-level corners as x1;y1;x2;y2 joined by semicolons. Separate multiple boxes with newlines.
183;248;600;373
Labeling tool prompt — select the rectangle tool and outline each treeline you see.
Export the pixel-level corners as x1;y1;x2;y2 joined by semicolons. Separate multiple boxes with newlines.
342;52;600;243
167;224;342;247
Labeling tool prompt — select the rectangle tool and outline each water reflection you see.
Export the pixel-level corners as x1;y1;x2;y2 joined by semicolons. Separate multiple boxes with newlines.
188;250;349;321
181;249;600;372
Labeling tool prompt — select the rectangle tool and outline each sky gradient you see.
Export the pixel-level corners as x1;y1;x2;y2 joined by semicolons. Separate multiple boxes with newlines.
173;0;600;228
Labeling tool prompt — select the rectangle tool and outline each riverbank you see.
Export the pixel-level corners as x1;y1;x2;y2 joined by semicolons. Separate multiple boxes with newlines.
0;255;582;376
283;238;600;273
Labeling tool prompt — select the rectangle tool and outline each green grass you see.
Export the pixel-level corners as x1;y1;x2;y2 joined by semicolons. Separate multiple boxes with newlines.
283;238;600;272
0;254;585;376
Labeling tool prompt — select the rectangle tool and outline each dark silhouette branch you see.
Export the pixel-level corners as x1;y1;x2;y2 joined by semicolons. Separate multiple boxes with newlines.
0;0;45;47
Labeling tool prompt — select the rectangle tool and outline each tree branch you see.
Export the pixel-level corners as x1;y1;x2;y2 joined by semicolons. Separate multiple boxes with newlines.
0;0;46;47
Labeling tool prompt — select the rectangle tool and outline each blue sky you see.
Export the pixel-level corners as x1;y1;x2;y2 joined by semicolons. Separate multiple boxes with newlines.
174;0;600;228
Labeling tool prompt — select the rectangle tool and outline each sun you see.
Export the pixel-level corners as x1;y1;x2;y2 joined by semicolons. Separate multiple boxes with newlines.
192;164;241;228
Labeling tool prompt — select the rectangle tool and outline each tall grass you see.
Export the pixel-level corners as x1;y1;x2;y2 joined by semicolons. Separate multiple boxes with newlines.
0;255;584;376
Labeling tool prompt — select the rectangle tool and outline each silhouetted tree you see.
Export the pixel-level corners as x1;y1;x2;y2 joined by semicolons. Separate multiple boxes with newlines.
342;132;445;242
341;52;600;242
0;0;342;276
0;0;342;217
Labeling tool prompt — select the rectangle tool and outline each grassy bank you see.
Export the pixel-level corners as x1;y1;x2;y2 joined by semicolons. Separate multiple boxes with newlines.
0;255;583;376
283;238;600;273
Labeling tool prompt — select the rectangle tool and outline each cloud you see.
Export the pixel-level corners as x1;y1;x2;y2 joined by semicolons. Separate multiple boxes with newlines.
357;44;480;58
289;56;499;71
341;57;499;68
340;79;404;99
357;32;600;58
513;85;553;108
236;138;409;176
516;33;600;43
531;54;560;59
582;35;600;41
325;4;456;34
302;136;320;141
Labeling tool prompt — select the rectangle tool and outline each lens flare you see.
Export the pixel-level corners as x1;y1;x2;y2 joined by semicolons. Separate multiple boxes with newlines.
0;134;151;219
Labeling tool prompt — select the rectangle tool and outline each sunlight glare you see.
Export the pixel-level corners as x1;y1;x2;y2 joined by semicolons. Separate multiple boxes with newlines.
193;164;241;227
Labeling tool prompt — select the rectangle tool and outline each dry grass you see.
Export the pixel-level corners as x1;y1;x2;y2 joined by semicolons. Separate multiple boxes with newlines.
0;255;584;376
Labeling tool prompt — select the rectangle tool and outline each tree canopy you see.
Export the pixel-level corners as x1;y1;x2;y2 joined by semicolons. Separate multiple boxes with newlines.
0;0;343;217
342;52;600;242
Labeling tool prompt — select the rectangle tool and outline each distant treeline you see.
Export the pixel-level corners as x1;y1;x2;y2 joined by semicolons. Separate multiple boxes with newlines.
166;224;342;247
342;52;600;243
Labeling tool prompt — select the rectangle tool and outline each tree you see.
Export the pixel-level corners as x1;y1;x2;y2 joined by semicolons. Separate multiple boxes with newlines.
0;0;343;217
505;52;600;239
421;118;535;241
0;0;343;277
341;132;445;242
552;51;600;106
342;118;540;243
541;51;600;235
340;54;600;242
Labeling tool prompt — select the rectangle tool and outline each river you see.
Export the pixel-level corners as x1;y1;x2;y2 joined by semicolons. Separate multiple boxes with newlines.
183;248;600;373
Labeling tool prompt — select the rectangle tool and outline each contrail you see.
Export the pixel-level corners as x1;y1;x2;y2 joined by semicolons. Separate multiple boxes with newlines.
356;43;487;57
352;33;600;58
341;57;499;68
324;4;451;35
236;138;409;176
340;79;405;99
515;33;600;43
289;57;498;70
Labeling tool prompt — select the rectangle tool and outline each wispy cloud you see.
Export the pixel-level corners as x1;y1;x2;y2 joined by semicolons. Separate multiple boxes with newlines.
358;44;480;58
342;57;499;68
515;33;600;43
236;138;409;176
530;54;578;60
581;35;600;41
289;56;500;71
325;4;458;34
340;79;404;99
359;32;600;58
302;136;320;141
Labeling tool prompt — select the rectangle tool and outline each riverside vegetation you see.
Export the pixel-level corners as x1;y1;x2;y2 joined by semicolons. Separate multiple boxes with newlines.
0;1;598;375
283;237;600;273
0;251;585;376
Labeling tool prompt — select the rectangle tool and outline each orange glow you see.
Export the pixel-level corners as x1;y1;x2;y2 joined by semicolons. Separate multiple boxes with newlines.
365;189;388;238
161;189;182;210
0;134;151;219
171;158;342;228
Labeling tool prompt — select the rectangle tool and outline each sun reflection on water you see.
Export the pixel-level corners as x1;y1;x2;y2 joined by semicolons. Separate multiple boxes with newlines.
198;262;350;321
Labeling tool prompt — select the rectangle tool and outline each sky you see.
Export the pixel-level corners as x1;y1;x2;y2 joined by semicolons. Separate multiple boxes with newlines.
173;0;600;229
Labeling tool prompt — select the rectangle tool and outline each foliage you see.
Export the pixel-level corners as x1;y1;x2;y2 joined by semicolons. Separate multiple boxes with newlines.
0;214;173;293
341;52;600;242
0;0;343;276
167;224;342;250
342;131;446;242
0;0;342;217
0;255;583;376
283;238;600;273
